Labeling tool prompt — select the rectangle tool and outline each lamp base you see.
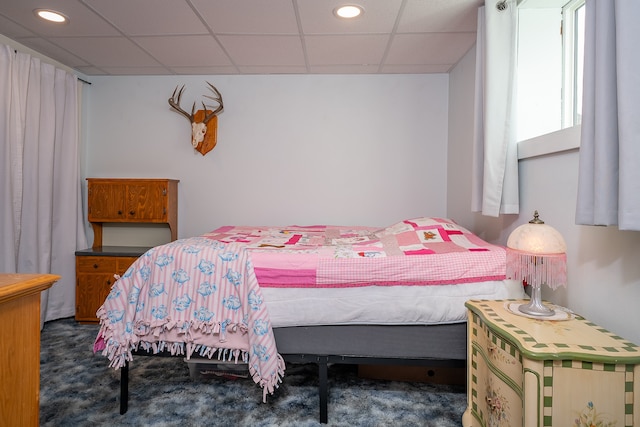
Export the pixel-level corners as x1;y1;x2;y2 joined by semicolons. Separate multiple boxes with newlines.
506;302;573;321
519;283;555;317
518;299;555;317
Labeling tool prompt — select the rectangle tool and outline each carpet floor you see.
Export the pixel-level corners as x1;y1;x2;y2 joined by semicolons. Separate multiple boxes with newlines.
40;318;466;426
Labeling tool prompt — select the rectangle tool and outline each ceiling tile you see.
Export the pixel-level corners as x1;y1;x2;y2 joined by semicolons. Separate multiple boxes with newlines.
309;64;380;74
398;0;481;33
380;64;451;74
238;65;309;74
386;33;476;66
218;35;305;66
13;36;90;68
191;0;299;34
50;37;160;67
99;66;174;75
74;65;106;75
0;14;37;38
83;0;208;36
296;0;403;34
134;35;232;67
168;65;240;75
6;0;120;37
305;34;389;66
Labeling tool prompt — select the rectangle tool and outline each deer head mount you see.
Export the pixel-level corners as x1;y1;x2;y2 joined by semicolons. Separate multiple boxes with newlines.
168;82;224;156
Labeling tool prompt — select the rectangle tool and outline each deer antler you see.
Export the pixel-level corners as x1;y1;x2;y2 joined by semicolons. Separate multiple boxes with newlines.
201;82;224;124
168;85;195;123
168;82;224;153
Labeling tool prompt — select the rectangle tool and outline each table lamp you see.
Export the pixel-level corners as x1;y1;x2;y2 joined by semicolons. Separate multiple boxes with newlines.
506;211;567;317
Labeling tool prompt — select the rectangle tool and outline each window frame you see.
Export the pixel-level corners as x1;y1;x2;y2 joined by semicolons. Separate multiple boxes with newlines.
516;0;585;160
561;0;586;129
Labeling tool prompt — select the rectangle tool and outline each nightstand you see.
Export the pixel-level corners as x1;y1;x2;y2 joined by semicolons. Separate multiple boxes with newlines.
462;299;640;427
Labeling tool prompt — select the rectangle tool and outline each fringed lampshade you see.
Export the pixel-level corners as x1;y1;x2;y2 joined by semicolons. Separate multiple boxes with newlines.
506;211;567;317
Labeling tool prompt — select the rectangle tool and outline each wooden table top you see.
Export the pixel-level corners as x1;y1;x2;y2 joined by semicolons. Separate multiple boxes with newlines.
0;273;60;304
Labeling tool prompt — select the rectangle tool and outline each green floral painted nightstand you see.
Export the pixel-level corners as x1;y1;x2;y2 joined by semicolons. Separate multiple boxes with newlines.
462;299;640;427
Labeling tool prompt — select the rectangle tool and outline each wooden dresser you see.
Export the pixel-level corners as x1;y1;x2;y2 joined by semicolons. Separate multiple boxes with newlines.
0;274;59;426
75;178;178;322
463;299;640;427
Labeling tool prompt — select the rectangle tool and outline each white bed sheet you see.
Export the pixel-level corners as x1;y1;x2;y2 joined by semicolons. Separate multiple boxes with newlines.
261;279;526;328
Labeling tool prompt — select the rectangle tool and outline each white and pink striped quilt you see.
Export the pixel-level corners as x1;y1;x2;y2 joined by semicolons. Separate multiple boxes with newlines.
94;239;285;401
204;217;507;288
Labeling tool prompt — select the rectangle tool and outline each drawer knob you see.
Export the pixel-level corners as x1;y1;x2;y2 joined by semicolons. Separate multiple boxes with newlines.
117;210;123;215
93;263;99;269
129;210;135;215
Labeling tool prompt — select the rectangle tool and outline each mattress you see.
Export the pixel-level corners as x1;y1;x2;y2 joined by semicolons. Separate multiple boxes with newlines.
202;217;524;328
262;279;526;327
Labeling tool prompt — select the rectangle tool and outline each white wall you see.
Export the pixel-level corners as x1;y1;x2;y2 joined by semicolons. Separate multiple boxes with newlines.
448;47;640;345
83;74;449;241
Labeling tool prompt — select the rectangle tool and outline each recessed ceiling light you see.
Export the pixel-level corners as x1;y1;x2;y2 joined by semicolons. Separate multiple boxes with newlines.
34;9;69;24
334;5;364;19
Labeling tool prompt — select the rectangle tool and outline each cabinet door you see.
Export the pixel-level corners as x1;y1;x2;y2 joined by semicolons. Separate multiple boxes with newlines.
126;181;167;221
76;256;117;322
547;360;630;426
88;181;127;222
76;273;114;321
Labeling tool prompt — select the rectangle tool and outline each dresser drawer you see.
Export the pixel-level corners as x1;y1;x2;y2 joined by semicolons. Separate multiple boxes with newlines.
471;312;523;382
116;256;139;275
471;343;523;427
77;256;117;273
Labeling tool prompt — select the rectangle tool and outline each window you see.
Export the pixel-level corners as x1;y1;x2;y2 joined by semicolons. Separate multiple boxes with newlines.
516;0;585;143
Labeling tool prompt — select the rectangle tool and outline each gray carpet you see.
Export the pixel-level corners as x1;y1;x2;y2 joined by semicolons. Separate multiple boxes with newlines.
40;318;466;426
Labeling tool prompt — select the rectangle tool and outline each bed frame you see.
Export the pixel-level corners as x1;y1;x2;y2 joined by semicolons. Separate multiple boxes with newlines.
118;322;467;424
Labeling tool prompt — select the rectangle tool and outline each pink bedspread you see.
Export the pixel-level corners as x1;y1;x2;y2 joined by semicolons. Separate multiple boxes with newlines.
94;239;285;401
204;217;506;288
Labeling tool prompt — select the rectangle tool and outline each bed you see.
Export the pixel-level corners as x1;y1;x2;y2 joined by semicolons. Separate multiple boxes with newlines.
94;217;525;423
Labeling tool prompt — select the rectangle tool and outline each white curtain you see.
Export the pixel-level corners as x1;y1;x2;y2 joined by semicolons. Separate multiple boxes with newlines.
0;44;88;323
576;0;640;231
471;2;519;217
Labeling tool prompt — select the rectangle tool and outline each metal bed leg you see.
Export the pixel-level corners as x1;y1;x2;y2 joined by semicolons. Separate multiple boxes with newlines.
120;361;129;414
318;357;328;424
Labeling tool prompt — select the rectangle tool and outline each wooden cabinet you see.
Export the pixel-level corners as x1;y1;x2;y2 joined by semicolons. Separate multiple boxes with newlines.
75;252;139;322
87;178;178;247
462;299;640;427
76;178;178;322
0;274;59;426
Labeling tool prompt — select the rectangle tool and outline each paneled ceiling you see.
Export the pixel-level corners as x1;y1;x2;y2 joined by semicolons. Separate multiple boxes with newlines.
0;0;482;76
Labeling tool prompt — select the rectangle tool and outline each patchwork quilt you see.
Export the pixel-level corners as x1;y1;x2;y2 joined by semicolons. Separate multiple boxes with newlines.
94;239;285;401
205;217;507;288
